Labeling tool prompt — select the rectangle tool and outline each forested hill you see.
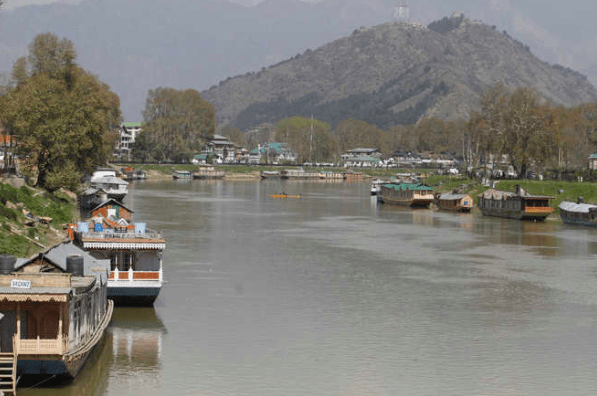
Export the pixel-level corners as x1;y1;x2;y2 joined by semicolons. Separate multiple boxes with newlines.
202;14;597;131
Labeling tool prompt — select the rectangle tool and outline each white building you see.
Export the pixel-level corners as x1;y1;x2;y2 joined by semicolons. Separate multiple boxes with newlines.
114;122;142;161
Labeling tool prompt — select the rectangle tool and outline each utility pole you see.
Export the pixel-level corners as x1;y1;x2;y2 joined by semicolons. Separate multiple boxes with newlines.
310;115;313;163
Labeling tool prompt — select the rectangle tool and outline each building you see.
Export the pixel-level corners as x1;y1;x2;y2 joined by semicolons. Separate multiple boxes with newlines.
114;122;142;161
341;148;382;166
205;135;236;163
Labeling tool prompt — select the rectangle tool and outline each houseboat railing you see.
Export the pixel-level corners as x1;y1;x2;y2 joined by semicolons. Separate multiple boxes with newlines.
15;334;67;355
109;268;163;282
79;229;163;240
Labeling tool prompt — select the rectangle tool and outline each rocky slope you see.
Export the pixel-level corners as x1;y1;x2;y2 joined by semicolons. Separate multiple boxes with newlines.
202;14;597;130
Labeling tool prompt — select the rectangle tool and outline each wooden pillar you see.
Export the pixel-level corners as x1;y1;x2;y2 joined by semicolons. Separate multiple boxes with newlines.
15;303;20;354
58;303;63;353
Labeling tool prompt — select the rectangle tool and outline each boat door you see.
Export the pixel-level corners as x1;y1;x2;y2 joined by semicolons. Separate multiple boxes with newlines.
0;311;16;352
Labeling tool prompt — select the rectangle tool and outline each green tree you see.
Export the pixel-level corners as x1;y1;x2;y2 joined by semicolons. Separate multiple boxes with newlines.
334;118;389;154
274;117;334;163
221;126;247;147
1;33;121;191
141;88;215;162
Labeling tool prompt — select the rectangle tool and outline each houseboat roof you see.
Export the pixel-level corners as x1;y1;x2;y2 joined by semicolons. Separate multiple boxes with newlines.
383;183;434;191
479;188;553;200
438;193;470;200
91;198;134;213
90;175;129;185
559;201;597;213
0;242;110;297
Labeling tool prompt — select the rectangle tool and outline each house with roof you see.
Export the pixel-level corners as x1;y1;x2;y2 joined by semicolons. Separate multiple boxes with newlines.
257;142;296;164
341;148;383;167
205;135;236;163
114;122;142;161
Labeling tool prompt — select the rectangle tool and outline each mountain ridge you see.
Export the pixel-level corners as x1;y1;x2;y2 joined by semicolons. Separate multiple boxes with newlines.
201;15;597;131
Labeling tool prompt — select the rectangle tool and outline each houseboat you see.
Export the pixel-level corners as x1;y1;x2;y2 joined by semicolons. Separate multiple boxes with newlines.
477;186;554;221
193;166;225;179
280;168;320;179
378;182;434;207
559;198;597;226
172;170;192;179
319;171;345;180
71;199;165;306
79;187;109;210
89;168;128;202
0;242;113;392
370;178;385;195
434;192;474;212
260;171;281;179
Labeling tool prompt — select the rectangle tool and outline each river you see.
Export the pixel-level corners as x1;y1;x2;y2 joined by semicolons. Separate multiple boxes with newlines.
19;179;597;395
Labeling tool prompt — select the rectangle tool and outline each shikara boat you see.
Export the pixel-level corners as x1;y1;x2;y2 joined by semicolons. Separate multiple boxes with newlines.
0;243;113;392
193;167;225;179
268;193;302;199
559;198;597;226
260;171;281;179
434;192;474;212
378;182;434;207
477;185;554;221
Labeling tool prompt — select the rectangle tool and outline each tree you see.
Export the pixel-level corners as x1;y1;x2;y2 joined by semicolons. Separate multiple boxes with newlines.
334;118;389;154
141;88;215;162
274;117;334;163
1;33;121;191
221;126;247;147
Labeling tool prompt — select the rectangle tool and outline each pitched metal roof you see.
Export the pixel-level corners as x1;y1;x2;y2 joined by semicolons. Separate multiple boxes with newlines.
383;183;434;191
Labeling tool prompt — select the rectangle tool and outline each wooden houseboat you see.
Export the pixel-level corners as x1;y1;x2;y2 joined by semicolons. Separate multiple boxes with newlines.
71;199;166;306
378;182;434;207
559;198;597;226
280;168;320;179
193;166;225;179
172;170;192;179
0;243;113;392
434;192;474;212
319;171;345;180
260;171;281;179
477;186;554;221
89;168;128;202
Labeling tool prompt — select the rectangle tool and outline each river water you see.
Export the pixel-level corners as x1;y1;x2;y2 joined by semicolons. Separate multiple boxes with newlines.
19;179;597;395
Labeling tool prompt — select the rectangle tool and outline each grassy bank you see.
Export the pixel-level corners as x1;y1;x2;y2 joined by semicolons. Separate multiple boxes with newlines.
0;182;77;257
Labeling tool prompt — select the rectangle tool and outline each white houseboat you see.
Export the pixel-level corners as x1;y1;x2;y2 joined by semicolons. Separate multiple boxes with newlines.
71;199;165;306
89;168;128;202
0;242;113;393
559;198;597;227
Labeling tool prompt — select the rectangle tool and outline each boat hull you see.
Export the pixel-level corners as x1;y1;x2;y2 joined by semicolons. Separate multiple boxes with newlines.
479;208;551;221
108;284;161;306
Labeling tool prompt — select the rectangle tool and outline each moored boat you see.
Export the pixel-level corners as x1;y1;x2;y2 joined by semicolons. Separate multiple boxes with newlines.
434;192;474;212
260;171;281;179
268;193;302;199
172;170;192;179
370;178;385;195
477;185;554;221
378;182;434;207
193;166;225;179
0;243;113;391
559;198;597;226
280;168;320;179
89;168;128;202
70;199;165;306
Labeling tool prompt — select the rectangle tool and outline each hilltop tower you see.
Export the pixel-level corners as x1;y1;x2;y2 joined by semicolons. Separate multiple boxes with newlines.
394;2;410;22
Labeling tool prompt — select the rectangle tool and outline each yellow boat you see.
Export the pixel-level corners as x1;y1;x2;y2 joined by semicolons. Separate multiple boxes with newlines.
269;193;302;199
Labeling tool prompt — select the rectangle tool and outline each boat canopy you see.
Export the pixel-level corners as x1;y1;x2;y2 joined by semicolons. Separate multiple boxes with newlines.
559;201;597;213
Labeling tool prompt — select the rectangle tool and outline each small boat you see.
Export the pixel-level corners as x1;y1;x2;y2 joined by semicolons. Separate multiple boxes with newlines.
378;181;434;207
172;170;192;179
370;178;385;195
434;192;474;212
477;185;554;221
559;198;597;226
269;193;302;199
260;171;281;179
0;242;113;390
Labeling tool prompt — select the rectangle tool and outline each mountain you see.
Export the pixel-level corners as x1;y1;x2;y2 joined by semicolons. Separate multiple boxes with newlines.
201;14;597;131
